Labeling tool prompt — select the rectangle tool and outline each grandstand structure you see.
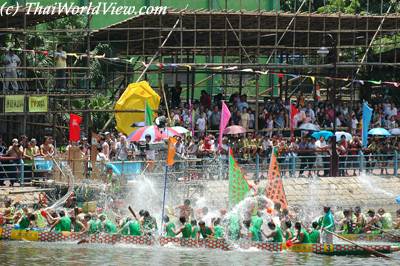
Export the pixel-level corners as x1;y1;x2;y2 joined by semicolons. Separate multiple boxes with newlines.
0;0;399;141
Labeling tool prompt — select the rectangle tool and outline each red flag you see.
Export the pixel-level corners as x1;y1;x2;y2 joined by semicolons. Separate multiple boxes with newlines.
290;104;299;140
69;114;82;142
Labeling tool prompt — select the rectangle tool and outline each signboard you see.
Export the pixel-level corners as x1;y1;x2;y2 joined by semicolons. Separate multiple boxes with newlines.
5;95;24;113
29;95;48;112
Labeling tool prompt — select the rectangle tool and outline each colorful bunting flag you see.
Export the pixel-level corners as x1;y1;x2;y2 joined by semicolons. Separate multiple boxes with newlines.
145;100;154;126
229;149;250;206
166;137;177;166
219;101;231;148
266;149;288;208
290;104;299;141
69;114;82;142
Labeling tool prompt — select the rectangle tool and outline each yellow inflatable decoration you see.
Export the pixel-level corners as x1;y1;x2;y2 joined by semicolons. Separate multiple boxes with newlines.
115;81;161;135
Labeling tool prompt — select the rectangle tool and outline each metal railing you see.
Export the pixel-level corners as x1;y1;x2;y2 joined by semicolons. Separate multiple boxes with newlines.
1;151;398;185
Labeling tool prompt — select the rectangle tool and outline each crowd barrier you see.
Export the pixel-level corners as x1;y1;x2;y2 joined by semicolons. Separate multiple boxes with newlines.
1;151;398;185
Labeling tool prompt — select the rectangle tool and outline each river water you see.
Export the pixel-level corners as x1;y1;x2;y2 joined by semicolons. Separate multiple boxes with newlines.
1;241;399;266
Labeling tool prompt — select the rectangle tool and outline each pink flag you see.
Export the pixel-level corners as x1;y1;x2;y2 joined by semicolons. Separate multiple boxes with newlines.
219;101;231;148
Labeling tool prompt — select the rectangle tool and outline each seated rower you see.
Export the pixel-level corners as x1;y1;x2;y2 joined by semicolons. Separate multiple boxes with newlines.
50;210;71;232
70;216;87;233
284;220;295;241
264;222;283;243
99;214;117;234
17;207;36;230
394;209;400;229
242;220;259;242
191;220;200;240
251;211;264;241
88;214;102;234
354;206;366;234
377;208;392;230
364;209;382;233
141;211;157;235
212;218;224;239
198;220;213;239
164;215;176;238
174;216;192;239
293;222;311;244
338;209;355;234
308;222;321;244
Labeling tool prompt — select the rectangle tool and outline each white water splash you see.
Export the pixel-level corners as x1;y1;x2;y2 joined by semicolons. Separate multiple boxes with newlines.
357;172;394;197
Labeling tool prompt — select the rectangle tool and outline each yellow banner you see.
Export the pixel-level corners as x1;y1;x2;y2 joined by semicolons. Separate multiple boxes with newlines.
29;95;48;113
10;229;39;241
5;95;24;113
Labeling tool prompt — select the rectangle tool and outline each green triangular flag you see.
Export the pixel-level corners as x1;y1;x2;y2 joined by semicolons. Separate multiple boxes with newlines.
145;100;153;126
229;149;250;207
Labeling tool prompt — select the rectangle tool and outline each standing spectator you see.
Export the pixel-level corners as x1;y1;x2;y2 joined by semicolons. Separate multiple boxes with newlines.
30;138;40;157
196;112;207;137
6;138;23;159
0;135;6;155
237;94;249;112
350;113;358;135
315;136;329;176
115;135;129;161
54;44;67;89
232;110;241;125
305;103;316;122
337;135;348;176
349;136;361;176
40;136;55;158
99;135;110;160
23;141;35;180
200;90;211;110
248;108;255;129
240;107;250;130
298;137;308;176
3;49;20;91
208;105;220;131
171;81;182;108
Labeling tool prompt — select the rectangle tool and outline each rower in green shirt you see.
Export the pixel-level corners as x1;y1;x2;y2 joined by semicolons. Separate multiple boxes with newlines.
198;220;213;239
213;218;224;239
243;220;260;242
99;215;117;234
191;220;200;240
163;216;176;238
308;222;321;243
18;214;35;229
174;216;192;239
293;222;311;244
88;215;102;234
321;207;335;244
51;210;71;232
264;222;283;243
251;213;263;240
284;220;295;240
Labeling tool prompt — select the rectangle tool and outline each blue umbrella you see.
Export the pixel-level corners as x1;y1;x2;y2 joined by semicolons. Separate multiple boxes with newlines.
396;195;400;205
368;128;391;136
311;130;333;140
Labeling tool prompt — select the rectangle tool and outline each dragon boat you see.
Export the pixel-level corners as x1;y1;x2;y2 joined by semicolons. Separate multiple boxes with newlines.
1;226;399;256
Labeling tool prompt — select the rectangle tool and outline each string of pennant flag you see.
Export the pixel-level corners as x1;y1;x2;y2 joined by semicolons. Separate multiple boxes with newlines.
2;46;398;88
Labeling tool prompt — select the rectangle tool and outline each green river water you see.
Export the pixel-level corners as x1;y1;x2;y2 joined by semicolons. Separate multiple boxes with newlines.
1;241;399;266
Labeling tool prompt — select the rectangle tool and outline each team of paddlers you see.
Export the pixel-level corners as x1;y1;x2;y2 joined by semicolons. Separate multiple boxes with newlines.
1;196;400;244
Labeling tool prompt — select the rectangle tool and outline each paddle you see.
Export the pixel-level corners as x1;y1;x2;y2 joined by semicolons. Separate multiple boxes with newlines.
371;226;400;239
128;206;138;221
323;229;391;259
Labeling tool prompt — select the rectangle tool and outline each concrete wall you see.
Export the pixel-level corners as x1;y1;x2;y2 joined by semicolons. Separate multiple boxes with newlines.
166;176;400;215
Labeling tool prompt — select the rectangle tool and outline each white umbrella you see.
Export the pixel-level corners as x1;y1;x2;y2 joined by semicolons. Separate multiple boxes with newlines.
299;123;320;131
335;131;352;142
171;126;190;134
389;128;400;135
